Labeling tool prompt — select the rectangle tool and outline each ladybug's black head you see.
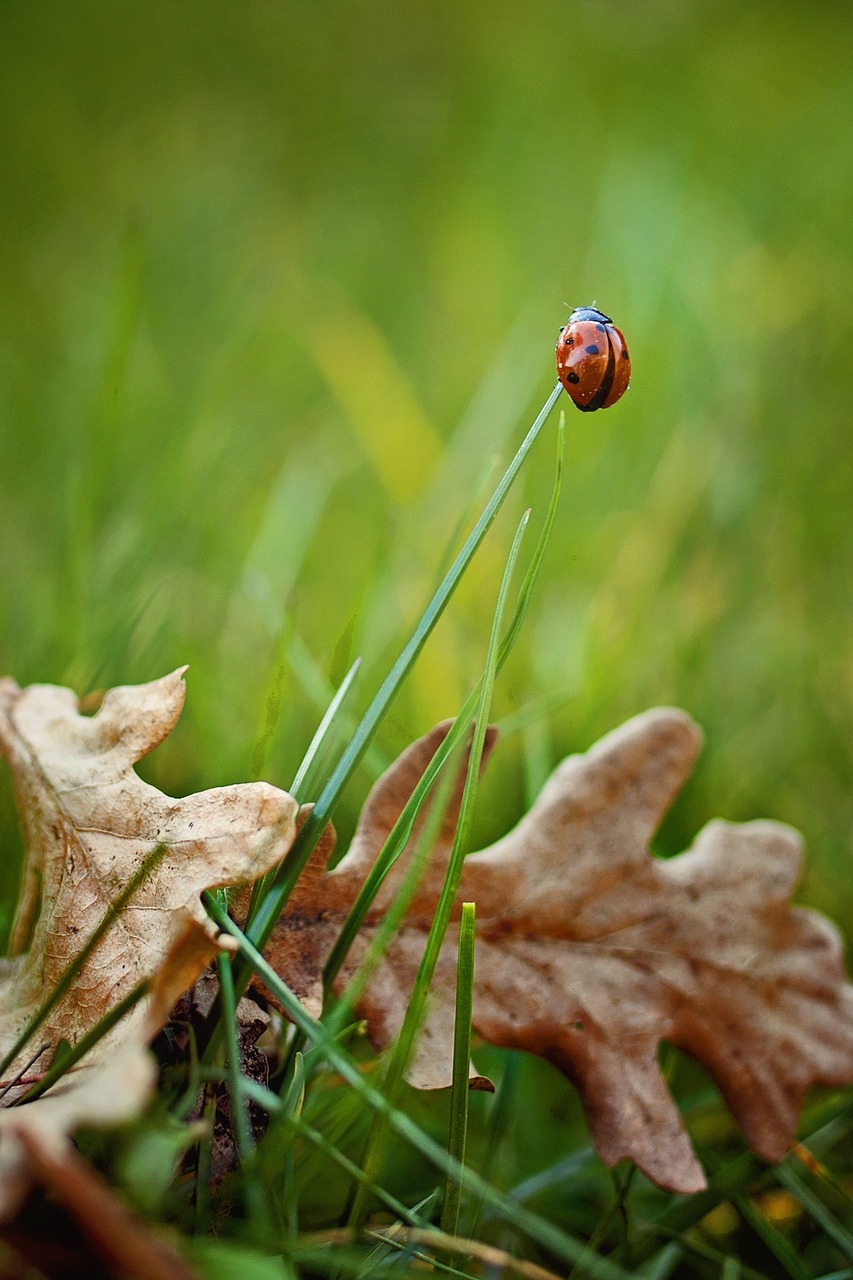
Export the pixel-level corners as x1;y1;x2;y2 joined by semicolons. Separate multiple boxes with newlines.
569;305;612;325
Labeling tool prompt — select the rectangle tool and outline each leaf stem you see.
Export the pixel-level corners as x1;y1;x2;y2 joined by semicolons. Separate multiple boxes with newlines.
440;901;477;1242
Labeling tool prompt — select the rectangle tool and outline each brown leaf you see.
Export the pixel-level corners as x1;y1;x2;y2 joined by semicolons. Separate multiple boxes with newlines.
265;709;853;1193
0;668;298;1215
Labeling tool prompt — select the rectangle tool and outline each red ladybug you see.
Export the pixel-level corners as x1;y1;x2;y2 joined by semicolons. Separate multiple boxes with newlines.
556;306;631;411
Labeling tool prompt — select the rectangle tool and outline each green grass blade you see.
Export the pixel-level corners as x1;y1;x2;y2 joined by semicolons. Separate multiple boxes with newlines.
639;1243;683;1280
281;1050;306;1120
347;507;530;1230
322;414;565;996
730;1191;811;1280
290;656;362;801
328;733;466;1035
243;655;362;929
229;383;562;975
290;1111;425;1228
215;951;253;1161
440;901;477;1241
775;1160;853;1258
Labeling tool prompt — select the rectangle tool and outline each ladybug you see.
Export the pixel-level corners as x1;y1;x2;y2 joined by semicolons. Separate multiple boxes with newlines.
556;306;631;411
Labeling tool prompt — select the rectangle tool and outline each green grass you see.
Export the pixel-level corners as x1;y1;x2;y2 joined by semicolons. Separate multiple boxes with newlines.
1;0;852;1275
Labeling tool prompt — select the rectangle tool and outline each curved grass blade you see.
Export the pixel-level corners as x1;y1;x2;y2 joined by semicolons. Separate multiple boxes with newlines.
244;655;362;929
322;414;565;998
347;508;530;1231
227;383;563;992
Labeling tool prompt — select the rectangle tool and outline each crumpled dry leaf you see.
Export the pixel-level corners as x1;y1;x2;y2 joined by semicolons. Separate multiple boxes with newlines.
262;709;853;1193
0;668;298;1216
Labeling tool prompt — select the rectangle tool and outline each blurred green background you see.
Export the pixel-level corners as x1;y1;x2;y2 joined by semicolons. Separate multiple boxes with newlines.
1;0;851;939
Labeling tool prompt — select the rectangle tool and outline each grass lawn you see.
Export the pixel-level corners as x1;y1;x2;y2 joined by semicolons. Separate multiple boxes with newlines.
0;2;852;1275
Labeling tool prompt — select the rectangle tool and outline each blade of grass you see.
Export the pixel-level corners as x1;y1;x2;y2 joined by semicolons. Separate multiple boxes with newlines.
774;1160;853;1260
296;1226;589;1280
215;951;253;1162
440;901;477;1242
244;655;362;928
202;898;637;1280
211;382;563;1034
462;1050;521;1238
347;507;531;1230
636;1090;853;1271
509;1149;597;1203
639;1243;682;1280
290;657;363;801
325;730;467;1038
646;1227;767;1280
322;412;565;1000
731;1189;818;1280
215;950;275;1232
193;1086;216;1236
288;1110;425;1227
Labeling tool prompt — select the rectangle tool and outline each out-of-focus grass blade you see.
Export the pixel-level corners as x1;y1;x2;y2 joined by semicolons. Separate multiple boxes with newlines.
727;1190;810;1280
509;1149;597;1202
774;1161;853;1262
639;1243;682;1280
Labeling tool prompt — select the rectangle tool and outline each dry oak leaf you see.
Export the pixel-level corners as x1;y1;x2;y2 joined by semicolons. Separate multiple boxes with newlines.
264;709;853;1194
0;668;298;1216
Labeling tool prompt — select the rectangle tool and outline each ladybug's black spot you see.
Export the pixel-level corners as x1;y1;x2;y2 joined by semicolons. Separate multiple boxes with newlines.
584;344;600;356
565;336;575;345
623;349;630;359
567;371;580;384
595;323;606;333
